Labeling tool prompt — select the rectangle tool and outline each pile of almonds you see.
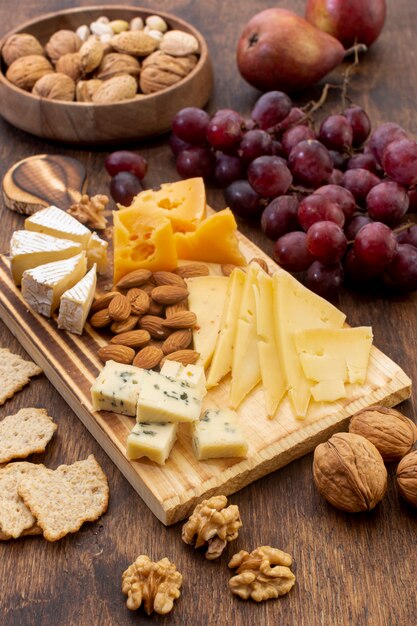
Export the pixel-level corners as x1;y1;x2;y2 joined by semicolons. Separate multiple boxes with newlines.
2;14;200;103
90;264;210;370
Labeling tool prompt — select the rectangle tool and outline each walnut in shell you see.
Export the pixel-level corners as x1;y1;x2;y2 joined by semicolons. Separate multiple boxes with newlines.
122;555;182;615
111;30;159;57
68;194;109;229
228;546;296;602
6;55;54;91
397;450;417;507
182;495;242;560
32;73;75;101
92;74;138;104
45;29;82;63
96;53;141;81
2;33;44;66
140;51;197;94
55;52;83;82
313;432;388;512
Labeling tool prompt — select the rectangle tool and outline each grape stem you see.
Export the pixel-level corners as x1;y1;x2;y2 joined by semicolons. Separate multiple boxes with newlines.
341;42;366;110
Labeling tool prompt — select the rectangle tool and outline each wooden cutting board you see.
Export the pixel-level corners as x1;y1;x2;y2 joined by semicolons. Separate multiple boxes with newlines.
0;245;411;525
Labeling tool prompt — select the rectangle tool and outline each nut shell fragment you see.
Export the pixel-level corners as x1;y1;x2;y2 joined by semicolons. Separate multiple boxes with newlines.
397;450;417;507
122;555;182;615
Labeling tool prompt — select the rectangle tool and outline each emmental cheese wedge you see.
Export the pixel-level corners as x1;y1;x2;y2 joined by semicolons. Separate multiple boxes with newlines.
126;422;178;465
58;264;97;335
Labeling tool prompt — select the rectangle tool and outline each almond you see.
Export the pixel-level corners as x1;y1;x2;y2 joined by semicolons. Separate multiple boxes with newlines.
108;294;131;322
98;344;135;364
110;329;151;348
126;287;143;303
221;264;238;277
160;350;199;368
162;311;197;329
133;345;164;369
130;290;150;315
115;269;153;289
139;315;171;339
153;271;186;287
162;329;193;354
140;280;157;295
250;257;269;273
148;299;165;316
111;315;139;334
91;291;118;312
90;308;112;328
165;301;188;317
151;285;188;305
174;263;210;278
92;73;137;104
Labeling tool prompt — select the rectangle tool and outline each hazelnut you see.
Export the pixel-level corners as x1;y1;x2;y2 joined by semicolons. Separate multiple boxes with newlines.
6;55;54;91
397;450;417;507
45;29;82;63
2;33;44;66
32;72;75;101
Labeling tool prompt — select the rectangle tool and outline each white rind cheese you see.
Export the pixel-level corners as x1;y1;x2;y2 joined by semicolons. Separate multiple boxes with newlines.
86;232;108;274
136;369;202;423
91;360;144;416
126;421;178;465
25;205;92;247
160;361;206;396
192;408;248;460
58;264;97;335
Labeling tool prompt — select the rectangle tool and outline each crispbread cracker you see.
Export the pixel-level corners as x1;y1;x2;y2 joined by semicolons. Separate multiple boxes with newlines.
0;462;43;539
0;408;57;463
0;348;43;405
18;454;109;542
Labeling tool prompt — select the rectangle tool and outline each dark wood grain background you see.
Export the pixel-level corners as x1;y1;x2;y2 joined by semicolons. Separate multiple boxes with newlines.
1;1;416;625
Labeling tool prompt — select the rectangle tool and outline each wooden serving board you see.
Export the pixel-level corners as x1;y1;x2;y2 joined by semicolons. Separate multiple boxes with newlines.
0;248;411;525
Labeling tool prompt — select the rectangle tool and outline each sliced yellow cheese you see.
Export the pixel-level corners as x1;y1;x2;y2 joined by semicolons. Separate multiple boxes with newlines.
299;354;348;382
206;268;246;388
186;275;229;369
310;380;346;402
57;263;97;335
273;269;346;418
253;271;286;418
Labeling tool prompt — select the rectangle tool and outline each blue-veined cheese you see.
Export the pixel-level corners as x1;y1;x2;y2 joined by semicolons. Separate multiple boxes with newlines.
126;421;178;465
136;369;202;423
192;408;248;460
57;264;97;335
91;360;144;416
160;360;206;396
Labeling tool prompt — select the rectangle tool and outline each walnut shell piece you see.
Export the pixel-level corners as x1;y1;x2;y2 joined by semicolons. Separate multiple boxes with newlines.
96;52;141;80
228;546;296;602
2;33;44;66
111;30;159;56
45;29;82;63
55;52;83;82
6;55;54;91
32;73;75;101
122;555;182;615
182;495;242;560
349;406;417;462
140;51;197;94
92;74;138;104
397;450;417;507
313;432;388;512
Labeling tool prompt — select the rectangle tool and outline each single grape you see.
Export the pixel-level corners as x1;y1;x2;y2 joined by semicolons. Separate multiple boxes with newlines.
314;184;356;221
305;261;344;299
251;91;292;130
327;169;344;185
344;249;382;283
260;195;300;240
274;231;315;272
368;122;408;162
169;133;191;156
282;124;316;156
381;138;417;186
366;181;409;226
176;146;215;179
345;215;373;241
247;156;292;197
396;225;417;247
347;153;379;174
105;151;148;180
110;172;143;206
274;106;304;135
224;180;263;219
214;153;244;187
353;221;398;269
329;150;347;171
288;140;333;187
342;168;380;205
240;129;273;163
318;114;353;151
384;244;417;291
306;221;347;264
343;106;371;147
171;107;210;144
298;194;345;231
206;110;242;152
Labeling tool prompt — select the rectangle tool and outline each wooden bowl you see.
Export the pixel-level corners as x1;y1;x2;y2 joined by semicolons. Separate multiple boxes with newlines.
0;5;213;146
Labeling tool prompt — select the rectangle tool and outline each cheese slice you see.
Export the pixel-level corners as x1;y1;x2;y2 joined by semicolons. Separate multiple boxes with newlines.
91;360;143;416
186;275;229;369
21;252;87;317
206;268;246;389
25;205;91;247
192;408;248;460
126;421;178;465
310;380;347;402
253;271;286;418
299;354;348;382
136;369;202;423
86;232;108;274
273;269;346;418
57;264;97;335
10;230;83;285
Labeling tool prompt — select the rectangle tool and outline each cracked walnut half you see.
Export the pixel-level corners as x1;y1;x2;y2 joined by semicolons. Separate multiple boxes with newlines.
122;555;182;615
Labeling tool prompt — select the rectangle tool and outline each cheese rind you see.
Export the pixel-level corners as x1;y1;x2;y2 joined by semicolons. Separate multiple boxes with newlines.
136;370;202;423
58;264;97;335
25;205;91;247
192;408;248;460
160;361;206;396
126;421;178;465
91;360;143;416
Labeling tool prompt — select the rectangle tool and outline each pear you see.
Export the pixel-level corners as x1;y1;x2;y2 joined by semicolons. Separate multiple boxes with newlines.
237;8;346;93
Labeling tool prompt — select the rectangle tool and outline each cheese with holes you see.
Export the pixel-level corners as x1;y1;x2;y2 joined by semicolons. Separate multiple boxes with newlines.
58;264;97;334
125;178;206;232
160;361;206;396
192;408;248;460
186;275;229;369
86;232;108;274
113;206;177;284
21;252;87;317
136;369;202;423
174;209;246;266
91;360;144;416
25;205;92;247
126;421;178;464
10;230;83;285
273;269;346;418
206;268;246;388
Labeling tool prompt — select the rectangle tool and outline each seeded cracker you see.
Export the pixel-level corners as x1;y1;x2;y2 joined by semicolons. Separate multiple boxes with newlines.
17;455;109;541
0;408;57;464
0;348;42;405
0;462;43;539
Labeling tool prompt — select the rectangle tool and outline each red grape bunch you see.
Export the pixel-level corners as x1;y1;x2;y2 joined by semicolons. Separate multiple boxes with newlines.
105;151;148;206
170;92;417;297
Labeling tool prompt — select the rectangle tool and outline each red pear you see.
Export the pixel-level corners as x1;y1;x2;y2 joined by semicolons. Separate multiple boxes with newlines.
237;8;346;93
305;0;386;48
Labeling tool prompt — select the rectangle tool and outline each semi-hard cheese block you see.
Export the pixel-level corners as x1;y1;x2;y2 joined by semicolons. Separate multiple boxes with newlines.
21;252;87;317
91;360;144;416
125;178;206;232
174;209;246;266
192;408;248;460
186;275;229;369
126;421;178;465
136;369;202;423
25;205;92;248
10;230;83;285
160;361;207;396
57;264;97;335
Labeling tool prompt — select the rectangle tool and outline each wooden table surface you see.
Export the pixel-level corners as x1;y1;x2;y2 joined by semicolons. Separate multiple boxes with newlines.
1;1;416;624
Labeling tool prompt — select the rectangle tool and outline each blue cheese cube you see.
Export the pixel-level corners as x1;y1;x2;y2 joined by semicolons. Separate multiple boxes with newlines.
136;369;202;423
126;422;178;465
160;360;207;396
192;408;248;460
91;360;143;416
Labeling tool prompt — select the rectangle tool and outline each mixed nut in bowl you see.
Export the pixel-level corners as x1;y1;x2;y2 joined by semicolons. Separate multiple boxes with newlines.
0;5;213;145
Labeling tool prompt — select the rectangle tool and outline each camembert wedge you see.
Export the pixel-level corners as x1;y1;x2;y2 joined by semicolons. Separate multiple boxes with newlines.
57;264;97;335
25;205;92;247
